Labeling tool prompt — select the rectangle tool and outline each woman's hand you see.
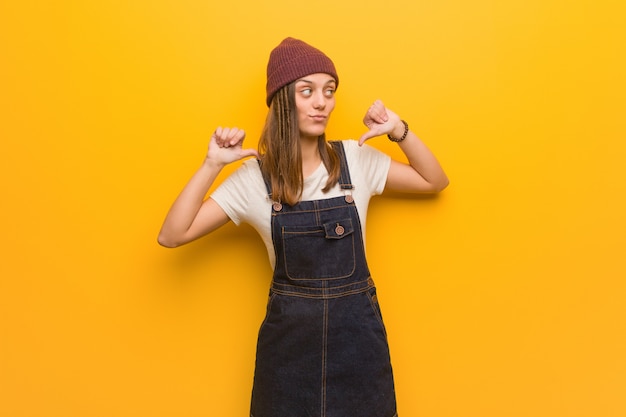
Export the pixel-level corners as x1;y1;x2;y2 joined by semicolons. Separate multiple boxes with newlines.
358;100;404;146
207;126;259;166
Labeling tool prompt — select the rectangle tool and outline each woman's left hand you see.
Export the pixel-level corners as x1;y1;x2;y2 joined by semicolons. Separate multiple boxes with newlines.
358;100;403;145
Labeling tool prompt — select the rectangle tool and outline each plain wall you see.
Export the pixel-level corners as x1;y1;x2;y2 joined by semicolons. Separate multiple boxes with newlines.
1;1;625;416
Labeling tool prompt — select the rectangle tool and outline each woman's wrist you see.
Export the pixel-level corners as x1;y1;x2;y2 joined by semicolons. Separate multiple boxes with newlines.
202;157;226;171
388;120;409;142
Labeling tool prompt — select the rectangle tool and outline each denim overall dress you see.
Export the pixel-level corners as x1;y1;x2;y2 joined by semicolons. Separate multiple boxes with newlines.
250;142;397;417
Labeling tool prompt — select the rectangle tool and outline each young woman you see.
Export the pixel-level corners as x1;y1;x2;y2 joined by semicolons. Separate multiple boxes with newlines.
158;37;448;417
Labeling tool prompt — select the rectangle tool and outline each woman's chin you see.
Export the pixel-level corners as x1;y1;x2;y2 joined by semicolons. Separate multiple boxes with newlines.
300;130;326;140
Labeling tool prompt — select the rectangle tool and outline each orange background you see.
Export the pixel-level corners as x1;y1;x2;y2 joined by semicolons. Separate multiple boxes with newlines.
1;1;625;416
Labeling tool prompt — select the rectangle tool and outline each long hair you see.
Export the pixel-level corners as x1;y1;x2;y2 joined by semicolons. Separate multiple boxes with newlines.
258;82;341;206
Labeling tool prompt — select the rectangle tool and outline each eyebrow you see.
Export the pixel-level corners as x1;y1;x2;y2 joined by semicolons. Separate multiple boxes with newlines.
296;78;337;85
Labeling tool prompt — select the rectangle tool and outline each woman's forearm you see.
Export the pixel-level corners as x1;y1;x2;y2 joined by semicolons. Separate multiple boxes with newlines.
396;128;449;192
157;159;225;247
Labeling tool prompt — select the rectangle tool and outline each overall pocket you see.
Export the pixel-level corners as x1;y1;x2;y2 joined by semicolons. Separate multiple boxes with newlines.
366;287;388;336
281;218;356;280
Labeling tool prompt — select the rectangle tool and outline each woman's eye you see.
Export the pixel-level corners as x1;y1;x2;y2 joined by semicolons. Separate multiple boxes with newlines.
325;89;335;97
301;88;312;96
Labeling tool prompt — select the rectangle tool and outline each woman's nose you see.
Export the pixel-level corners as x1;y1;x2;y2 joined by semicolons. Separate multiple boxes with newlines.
313;93;326;109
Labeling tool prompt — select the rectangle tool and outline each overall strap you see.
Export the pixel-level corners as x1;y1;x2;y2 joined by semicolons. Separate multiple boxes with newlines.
330;141;354;190
257;159;273;197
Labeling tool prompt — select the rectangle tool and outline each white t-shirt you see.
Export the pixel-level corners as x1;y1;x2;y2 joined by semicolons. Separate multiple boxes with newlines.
210;140;391;268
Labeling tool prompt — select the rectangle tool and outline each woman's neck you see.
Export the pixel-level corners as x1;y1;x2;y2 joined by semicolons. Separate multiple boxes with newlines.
300;136;321;178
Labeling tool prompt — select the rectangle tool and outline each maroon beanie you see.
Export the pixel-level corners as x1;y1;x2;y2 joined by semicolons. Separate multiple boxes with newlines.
266;37;339;106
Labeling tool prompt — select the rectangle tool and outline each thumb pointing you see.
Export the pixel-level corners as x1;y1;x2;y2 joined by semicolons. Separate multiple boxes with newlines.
240;148;260;159
358;129;377;146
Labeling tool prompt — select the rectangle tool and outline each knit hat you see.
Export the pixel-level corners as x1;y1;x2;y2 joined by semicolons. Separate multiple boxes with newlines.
266;37;339;106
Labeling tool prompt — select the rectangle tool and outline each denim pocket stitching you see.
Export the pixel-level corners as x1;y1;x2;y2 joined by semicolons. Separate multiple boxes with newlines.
366;289;388;337
281;221;356;280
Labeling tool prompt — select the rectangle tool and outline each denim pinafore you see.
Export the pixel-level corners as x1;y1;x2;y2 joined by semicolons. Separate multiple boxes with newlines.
251;142;397;417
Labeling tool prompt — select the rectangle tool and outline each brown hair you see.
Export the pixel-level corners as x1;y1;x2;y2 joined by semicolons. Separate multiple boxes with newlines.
258;82;340;206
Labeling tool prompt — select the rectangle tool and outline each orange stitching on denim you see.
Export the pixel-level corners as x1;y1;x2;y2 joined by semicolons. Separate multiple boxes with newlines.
367;289;388;338
272;203;352;215
272;276;372;292
257;292;277;334
269;276;375;299
271;286;370;299
314;200;321;226
321;297;328;417
281;233;356;281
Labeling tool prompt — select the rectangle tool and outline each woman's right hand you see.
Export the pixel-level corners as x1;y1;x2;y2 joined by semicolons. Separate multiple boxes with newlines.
207;126;259;166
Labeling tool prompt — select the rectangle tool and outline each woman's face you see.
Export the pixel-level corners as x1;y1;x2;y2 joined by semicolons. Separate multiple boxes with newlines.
294;73;336;140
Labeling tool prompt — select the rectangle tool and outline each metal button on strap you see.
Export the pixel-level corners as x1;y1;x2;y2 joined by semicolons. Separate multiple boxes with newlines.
344;195;354;204
272;202;282;211
335;224;345;235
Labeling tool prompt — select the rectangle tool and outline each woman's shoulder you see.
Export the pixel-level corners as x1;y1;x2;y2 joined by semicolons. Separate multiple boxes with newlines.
216;158;264;192
330;139;359;157
241;157;263;172
229;157;263;179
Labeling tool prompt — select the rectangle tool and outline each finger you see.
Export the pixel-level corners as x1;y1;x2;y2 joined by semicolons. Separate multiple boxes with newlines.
226;127;239;140
366;102;388;124
213;126;222;139
240;148;260;159
212;126;225;146
358;129;379;146
230;128;245;146
215;127;231;147
225;127;241;148
371;100;389;122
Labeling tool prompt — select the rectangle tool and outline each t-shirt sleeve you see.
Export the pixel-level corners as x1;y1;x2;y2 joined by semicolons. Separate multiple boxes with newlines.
343;140;391;196
209;161;255;226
